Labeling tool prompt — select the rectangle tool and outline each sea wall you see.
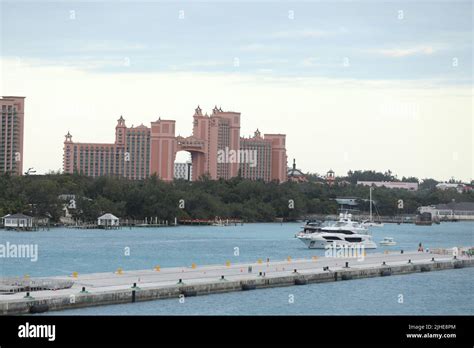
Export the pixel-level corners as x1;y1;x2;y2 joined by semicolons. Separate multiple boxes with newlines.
1;258;472;315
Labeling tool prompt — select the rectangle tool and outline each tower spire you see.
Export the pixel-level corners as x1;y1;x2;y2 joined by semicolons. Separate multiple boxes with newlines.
194;105;202;116
117;115;126;127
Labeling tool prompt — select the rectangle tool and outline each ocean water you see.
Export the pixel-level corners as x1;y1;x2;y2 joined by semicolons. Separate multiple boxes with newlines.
1;222;473;315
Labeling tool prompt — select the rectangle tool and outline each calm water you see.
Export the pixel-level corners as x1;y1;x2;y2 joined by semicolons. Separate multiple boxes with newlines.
1;222;473;315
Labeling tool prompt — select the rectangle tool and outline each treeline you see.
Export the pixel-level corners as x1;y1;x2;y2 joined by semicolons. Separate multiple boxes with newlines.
0;172;472;223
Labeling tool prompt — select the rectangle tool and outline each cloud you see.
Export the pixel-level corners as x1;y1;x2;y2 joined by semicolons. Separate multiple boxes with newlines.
271;27;347;40
7;56;134;70
300;57;343;68
301;57;320;67
371;46;437;58
253;58;289;65
271;29;332;39
75;41;147;53
239;44;268;52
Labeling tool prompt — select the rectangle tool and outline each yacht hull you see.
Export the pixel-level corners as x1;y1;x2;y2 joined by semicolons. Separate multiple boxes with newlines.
297;236;377;249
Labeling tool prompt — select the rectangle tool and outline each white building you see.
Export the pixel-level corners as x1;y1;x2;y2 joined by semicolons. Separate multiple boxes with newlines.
2;214;33;229
335;198;359;207
357;181;418;191
174;162;192;180
97;213;120;227
418;202;474;221
436;183;466;193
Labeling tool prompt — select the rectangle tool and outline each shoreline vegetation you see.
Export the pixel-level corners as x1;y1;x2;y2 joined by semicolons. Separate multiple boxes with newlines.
0;171;472;224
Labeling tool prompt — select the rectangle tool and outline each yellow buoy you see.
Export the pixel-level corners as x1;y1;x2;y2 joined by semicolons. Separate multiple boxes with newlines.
191;263;197;269
287;256;292;262
72;271;78;278
116;267;123;275
154;265;160;272
226;261;231;267
257;259;262;264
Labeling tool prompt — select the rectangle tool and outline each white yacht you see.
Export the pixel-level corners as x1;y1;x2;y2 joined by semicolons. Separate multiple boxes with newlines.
296;213;377;249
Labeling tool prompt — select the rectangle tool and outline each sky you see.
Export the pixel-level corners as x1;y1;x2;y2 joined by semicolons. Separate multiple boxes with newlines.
0;0;472;181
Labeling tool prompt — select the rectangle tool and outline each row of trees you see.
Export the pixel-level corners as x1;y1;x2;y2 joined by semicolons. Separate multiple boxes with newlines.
0;172;472;223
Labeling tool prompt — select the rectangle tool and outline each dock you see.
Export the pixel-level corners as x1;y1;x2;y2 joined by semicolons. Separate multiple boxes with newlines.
0;250;472;315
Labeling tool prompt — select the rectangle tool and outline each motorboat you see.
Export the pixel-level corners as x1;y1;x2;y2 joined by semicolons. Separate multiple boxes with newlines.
361;220;385;228
212;218;229;227
380;237;397;246
296;213;377;249
297;230;377;249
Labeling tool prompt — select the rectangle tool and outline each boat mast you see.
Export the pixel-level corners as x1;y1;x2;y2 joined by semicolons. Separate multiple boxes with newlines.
369;187;373;222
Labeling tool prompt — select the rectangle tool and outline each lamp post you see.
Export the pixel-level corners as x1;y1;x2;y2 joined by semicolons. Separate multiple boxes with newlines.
187;161;192;181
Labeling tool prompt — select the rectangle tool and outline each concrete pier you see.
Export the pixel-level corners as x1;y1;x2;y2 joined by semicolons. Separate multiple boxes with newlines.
0;250;472;315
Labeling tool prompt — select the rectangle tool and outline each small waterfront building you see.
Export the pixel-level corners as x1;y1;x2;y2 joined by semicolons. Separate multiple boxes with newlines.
418;202;474;221
335;197;359;213
97;213;120;227
335;197;359;206
2;214;33;229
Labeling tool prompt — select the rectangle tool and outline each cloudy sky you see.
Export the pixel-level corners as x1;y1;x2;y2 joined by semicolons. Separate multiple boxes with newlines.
0;1;472;181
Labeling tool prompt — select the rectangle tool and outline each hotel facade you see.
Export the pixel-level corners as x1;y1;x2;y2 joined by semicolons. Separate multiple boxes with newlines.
63;106;287;182
0;96;25;175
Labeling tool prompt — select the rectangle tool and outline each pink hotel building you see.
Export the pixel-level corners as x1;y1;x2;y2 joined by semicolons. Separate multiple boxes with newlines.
63;106;288;182
0;96;25;175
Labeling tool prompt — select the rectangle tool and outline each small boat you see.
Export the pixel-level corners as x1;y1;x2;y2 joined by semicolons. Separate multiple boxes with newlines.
380;237;396;246
212;218;229;227
361;220;384;228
